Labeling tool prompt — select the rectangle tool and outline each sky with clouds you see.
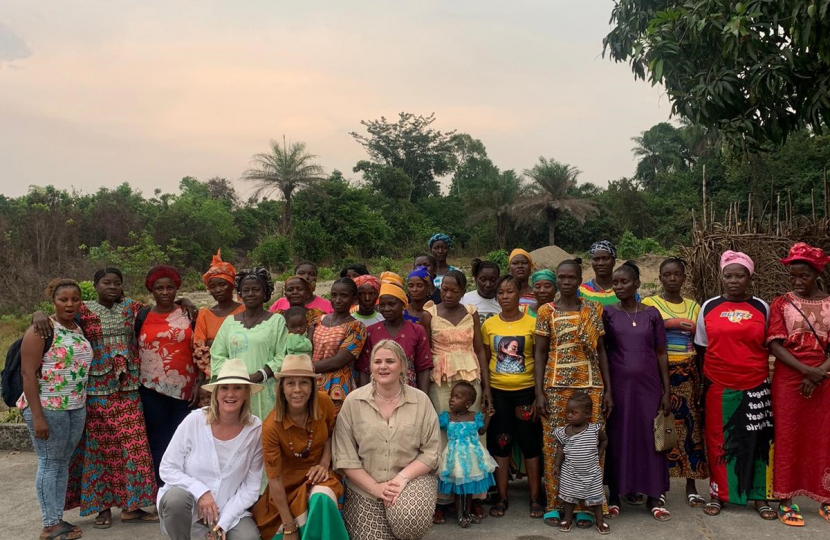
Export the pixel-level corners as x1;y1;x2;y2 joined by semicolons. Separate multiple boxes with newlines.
0;1;672;198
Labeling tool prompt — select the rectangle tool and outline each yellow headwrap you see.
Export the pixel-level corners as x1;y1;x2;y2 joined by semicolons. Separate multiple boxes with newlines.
509;248;535;270
379;282;409;309
380;271;405;288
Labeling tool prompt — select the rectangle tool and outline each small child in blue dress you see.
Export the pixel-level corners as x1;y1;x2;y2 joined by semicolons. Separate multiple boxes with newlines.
438;381;497;528
554;392;609;534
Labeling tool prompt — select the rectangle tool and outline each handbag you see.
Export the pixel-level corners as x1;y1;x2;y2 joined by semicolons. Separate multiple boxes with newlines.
653;412;677;452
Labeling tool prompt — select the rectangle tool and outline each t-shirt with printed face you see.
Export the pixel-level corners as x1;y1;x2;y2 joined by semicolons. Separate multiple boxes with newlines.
481;313;536;391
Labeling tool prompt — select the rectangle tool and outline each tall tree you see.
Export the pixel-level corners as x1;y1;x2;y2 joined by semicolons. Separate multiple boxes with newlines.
350;112;456;202
631;122;691;189
509;157;597;246
461;159;523;249
242;139;325;234
604;1;830;149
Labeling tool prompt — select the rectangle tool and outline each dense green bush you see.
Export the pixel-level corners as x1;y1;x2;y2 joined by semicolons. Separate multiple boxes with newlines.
251;236;292;272
79;280;96;301
486;249;509;274
617;231;667;260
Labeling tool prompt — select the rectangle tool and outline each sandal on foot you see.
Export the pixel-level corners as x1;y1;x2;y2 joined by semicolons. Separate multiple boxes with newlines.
470;500;486;520
595;522;611;535
543;510;561;526
820;504;830;523
756;504;777;521
457;514;471;528
59;521;81;533
623;494;645;505
559;520;573;532
778;504;804;526
489;499;508;518
703;500;722;516
687;493;705;508
607;505;620;518
529;499;545;519
120;509;158;524
575;512;595;528
650;506;672;522
433;507;446;525
40;524;82;540
93;512;112;530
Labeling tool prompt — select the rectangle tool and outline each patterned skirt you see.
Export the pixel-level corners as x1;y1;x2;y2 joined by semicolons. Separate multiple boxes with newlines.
705;379;774;504
65;390;157;514
343;475;437;540
542;387;606;514
667;354;708;479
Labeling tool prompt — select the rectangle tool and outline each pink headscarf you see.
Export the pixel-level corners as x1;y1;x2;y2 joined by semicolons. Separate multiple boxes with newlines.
353;275;381;292
720;250;754;275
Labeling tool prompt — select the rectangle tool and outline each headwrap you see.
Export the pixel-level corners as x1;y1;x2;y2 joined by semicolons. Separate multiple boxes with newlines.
509;248;535;270
720;250;754;275
428;233;453;249
380;271;405;288
780;242;830;273
145;265;181;292
284;275;313;294
236;267;275;301
530;269;557;287
202;249;236;288
353;275;381;292
379;282;409;309
590;240;617;259
407;266;431;283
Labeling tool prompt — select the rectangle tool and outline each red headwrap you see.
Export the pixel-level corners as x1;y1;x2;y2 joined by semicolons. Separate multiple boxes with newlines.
780;242;830;273
145;265;182;292
353;275;381;292
202;249;237;288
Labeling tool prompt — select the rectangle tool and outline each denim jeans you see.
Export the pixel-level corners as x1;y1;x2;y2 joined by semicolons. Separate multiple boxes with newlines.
22;406;86;527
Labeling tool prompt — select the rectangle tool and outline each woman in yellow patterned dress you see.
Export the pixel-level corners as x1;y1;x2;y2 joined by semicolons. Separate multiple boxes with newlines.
533;259;612;529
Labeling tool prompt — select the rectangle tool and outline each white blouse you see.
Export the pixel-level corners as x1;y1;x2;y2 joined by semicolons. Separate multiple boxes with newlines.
158;409;263;535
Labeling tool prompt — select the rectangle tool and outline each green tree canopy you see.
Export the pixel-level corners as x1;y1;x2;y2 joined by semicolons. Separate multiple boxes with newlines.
604;1;830;148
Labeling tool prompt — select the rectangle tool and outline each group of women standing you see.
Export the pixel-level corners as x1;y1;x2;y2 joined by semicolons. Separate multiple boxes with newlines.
14;235;830;540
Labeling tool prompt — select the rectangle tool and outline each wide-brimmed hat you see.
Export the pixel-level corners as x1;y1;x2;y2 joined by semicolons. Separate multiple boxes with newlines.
203;358;264;394
274;354;316;379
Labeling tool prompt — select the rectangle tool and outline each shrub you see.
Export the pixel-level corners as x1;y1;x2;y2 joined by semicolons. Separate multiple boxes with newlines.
251;236;292;272
78;280;97;301
617;230;667;260
486;249;509;274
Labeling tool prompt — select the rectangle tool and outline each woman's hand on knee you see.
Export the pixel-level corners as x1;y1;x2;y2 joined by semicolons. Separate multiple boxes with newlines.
197;492;220;528
306;465;329;484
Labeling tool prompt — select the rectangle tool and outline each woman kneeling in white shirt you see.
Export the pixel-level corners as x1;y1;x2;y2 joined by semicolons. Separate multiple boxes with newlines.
158;358;264;540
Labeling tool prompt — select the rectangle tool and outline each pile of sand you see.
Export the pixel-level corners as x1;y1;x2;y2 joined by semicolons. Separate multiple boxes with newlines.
529;245;572;269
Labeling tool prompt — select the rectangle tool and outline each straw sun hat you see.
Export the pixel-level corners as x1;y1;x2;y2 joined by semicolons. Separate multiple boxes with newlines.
274;354;317;379
202;358;264;394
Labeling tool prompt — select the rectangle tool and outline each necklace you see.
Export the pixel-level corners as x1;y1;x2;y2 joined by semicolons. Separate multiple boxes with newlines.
287;413;314;458
620;304;639;326
375;386;403;403
659;294;687;317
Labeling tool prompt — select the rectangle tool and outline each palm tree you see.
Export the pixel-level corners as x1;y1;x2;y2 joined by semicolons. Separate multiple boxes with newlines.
464;168;523;249
509;157;597;246
242;138;325;235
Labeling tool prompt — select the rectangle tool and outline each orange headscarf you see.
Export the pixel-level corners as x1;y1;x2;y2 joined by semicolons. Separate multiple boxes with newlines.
202;249;237;288
379;282;409;309
380;271;405;288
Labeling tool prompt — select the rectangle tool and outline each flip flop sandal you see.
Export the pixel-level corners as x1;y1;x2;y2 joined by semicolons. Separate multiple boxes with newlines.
820;504;830;523
575;512;595;528
121;509;159;524
607;505;620;518
595;522;611;535
777;505;804;526
687;493;706;508
93;513;112;530
559;520;573;532
543;510;561;526
59;521;81;533
756;504;778;521
703;501;722;516
41;524;82;540
470;500;487;519
651;506;672;522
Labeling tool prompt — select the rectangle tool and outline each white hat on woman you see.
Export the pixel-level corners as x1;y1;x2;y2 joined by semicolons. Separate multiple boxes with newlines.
202;358;264;394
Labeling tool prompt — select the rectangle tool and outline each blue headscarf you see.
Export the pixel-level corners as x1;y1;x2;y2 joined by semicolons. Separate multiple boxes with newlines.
428;233;453;249
407;266;431;283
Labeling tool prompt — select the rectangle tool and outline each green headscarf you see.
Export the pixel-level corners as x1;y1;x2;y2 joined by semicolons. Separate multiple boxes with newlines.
530;269;557;288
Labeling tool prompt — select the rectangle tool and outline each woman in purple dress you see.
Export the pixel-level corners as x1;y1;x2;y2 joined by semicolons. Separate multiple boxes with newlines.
602;261;672;522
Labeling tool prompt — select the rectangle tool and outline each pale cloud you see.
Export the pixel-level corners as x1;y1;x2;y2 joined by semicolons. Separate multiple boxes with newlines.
0;1;670;197
0;22;31;67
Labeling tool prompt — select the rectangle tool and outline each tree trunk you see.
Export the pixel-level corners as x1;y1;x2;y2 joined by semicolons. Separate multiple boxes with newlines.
496;214;507;250
282;194;292;236
547;216;556;246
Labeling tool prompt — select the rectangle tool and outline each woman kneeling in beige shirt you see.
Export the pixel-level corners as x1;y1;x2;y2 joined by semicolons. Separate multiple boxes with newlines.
334;339;440;540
